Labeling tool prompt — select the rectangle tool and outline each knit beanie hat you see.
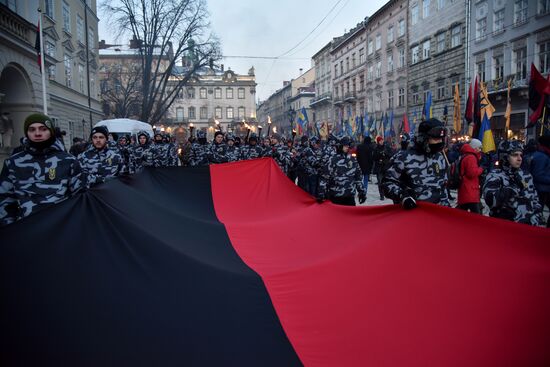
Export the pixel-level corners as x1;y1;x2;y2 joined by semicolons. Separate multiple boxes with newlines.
24;113;55;137
90;125;109;139
469;138;482;150
376;136;384;144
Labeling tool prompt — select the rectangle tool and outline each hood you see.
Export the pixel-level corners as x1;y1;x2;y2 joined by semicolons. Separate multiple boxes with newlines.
460;143;481;159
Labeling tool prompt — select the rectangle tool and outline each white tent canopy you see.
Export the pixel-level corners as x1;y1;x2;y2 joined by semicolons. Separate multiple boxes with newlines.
94;119;154;138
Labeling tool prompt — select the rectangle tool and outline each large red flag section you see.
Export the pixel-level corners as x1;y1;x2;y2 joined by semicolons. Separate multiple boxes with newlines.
2;159;549;366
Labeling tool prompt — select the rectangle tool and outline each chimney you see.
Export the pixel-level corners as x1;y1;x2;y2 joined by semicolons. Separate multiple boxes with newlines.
99;40;106;49
129;36;142;49
299;68;303;75
221;64;224;72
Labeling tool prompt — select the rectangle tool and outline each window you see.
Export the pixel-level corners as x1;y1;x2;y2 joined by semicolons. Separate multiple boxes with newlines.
45;0;54;19
387;26;394;43
451;25;461;47
340;61;344;75
388;90;394;108
334;64;338;77
368;64;374;80
398;48;405;68
346;57;349;72
368;39;374;54
215;107;222;119
214;88;221;99
514;47;527;80
438;0;445;10
188;107;196;119
359;48;365;64
398;88;405;106
412;5;419;25
423;40;430;59
88;28;94;50
46;41;56;57
187;88;195;99
200;88;207;99
367;96;373;112
476;18;487;40
48;65;56;80
476;60;486;82
359;75;365;91
64;52;72;88
494;9;505;32
200;107;208;119
437;82;445;99
437;33;445;53
376;60;381;78
226;88;233;99
226;107;234;119
238;107;245;119
540;41;550;74
399;19;405;37
514;0;528;25
78;64;85;93
62;1;71;33
388;54;394;72
238;88;245;99
375;92;382;111
423;89;431;103
412;88;419;104
493;55;504;80
352;54;356;68
375;34;381;50
539;0;550;15
176;108;184;121
77;15;84;44
423;0;430;18
412;45;420;64
352;79;356;93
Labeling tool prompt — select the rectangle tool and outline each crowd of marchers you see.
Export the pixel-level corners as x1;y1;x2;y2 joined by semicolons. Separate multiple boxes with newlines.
1;113;549;228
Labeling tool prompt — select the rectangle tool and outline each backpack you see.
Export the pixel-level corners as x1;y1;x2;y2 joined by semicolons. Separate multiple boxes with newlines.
447;155;464;190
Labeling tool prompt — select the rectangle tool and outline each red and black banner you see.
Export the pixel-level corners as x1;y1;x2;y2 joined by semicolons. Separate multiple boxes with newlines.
1;158;549;366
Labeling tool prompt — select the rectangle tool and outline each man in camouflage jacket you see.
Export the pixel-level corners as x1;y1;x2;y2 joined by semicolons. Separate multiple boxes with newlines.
269;133;292;174
483;140;544;226
240;134;264;160
383;118;450;209
318;136;366;206
189;131;210;167
224;134;241;162
0;113;84;226
78;125;125;186
131;130;155;172
208;131;228;164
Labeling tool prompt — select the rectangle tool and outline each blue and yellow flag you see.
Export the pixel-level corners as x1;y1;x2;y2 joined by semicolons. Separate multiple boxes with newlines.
478;83;496;152
423;91;432;120
296;107;309;131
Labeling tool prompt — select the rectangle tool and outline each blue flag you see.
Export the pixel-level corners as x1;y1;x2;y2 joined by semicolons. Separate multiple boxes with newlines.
363;113;370;137
296;107;309;130
423;91;432;120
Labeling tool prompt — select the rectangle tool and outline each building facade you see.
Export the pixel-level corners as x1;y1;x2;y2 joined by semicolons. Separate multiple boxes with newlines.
310;41;333;128
166;66;257;141
408;0;467;129
331;21;367;130
365;0;409;134
469;0;550;141
0;0;102;163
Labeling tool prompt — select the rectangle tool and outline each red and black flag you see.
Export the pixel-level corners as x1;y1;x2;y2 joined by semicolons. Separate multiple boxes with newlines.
472;76;482;138
464;78;473;124
34;18;42;72
1;159;549;366
528;63;550;127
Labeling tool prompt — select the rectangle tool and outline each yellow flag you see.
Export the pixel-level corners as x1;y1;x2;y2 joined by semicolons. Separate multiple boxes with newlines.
480;82;495;120
453;83;461;134
504;79;512;132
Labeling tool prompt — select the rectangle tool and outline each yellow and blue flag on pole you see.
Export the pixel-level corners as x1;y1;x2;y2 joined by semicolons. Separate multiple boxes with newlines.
478;83;496;153
296;107;309;131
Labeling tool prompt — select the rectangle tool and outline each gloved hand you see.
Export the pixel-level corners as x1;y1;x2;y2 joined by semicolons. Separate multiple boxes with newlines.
358;193;366;204
401;196;417;210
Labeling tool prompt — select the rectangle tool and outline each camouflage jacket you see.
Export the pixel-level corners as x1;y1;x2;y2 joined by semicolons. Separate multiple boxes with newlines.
0;139;84;226
153;142;177;167
225;145;241;162
131;143;155;172
208;142;229;164
319;152;366;199
189;143;209;167
482;166;544;226
382;149;450;206
269;143;292;174
78;144;125;186
240;144;264;160
320;144;336;172
117;144;134;174
299;146;323;176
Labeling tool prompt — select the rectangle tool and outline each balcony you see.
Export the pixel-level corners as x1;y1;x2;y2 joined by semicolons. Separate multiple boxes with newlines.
0;4;34;46
333;95;344;105
310;92;332;107
344;91;357;102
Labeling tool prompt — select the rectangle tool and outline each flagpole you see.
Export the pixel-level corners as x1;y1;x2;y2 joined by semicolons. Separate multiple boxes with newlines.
38;8;47;115
540;105;547;137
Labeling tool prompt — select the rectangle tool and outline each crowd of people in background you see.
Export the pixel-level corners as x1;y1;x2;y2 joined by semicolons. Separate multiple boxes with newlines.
1;113;549;228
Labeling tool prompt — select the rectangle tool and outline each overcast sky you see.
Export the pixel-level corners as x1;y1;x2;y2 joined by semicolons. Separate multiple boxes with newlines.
98;0;387;101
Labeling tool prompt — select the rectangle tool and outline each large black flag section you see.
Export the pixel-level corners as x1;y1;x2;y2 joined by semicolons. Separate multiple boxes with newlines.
0;167;301;366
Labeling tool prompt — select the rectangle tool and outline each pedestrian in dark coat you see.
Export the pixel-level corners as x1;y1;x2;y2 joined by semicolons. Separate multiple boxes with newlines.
356;136;374;193
530;135;550;227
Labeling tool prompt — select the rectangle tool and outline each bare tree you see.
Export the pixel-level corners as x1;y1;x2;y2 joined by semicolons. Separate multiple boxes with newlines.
101;0;221;125
100;63;143;119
